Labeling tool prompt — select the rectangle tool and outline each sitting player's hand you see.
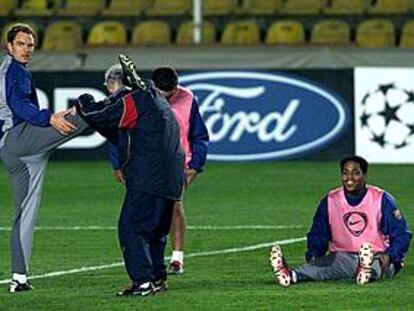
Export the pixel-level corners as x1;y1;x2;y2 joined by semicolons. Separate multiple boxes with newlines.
378;252;390;269
50;112;77;136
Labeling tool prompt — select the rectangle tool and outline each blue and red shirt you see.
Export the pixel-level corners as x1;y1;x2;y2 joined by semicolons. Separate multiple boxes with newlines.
76;83;185;200
107;85;209;173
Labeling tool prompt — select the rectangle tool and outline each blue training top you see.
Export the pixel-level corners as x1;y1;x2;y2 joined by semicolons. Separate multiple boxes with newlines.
0;54;51;143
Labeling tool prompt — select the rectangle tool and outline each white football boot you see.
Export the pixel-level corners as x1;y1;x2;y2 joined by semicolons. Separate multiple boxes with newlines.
356;242;374;285
269;245;291;287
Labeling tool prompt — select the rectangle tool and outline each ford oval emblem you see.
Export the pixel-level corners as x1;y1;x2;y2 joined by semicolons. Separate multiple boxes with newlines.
181;71;350;161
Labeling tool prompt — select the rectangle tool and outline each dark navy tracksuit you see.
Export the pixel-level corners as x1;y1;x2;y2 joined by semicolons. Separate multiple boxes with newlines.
76;84;185;285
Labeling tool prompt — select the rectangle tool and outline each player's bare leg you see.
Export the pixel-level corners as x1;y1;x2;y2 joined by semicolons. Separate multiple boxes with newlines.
168;201;186;275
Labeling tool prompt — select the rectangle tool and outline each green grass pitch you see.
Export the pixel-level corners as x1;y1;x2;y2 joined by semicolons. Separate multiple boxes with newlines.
0;161;413;310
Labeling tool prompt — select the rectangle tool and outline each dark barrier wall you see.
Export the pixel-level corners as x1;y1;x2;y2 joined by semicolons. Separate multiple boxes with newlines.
32;69;354;161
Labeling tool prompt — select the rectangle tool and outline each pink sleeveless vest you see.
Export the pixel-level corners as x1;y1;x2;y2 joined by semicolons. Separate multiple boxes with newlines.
328;186;388;253
169;86;193;165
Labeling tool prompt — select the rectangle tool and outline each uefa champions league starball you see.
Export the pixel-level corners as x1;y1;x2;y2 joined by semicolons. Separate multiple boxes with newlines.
359;83;414;149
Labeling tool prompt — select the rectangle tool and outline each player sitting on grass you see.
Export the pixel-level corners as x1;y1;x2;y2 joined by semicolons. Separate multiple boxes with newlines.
270;155;412;287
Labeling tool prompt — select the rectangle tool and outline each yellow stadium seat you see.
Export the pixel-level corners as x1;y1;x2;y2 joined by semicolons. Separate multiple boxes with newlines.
1;21;39;48
280;0;325;15
42;21;83;51
399;20;414;48
0;0;17;17
176;21;216;45
237;0;282;16
146;0;190;16
203;0;235;16
131;21;171;46
15;0;53;17
57;0;105;16
356;19;395;48
221;21;260;46
101;0;153;16
265;20;305;45
311;19;350;46
368;0;409;14
87;21;127;47
324;0;367;15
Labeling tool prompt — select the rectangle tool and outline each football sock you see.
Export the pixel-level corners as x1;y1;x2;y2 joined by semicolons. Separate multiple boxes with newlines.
140;282;151;288
171;251;184;263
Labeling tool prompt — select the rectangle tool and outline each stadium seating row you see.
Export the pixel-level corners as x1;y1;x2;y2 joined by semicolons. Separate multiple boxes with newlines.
1;18;414;49
2;0;414;17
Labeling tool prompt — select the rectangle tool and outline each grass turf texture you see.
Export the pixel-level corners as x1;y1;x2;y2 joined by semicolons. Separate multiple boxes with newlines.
0;161;413;310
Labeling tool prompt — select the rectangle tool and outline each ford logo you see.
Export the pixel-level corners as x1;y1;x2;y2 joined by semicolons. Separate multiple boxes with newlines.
181;71;350;161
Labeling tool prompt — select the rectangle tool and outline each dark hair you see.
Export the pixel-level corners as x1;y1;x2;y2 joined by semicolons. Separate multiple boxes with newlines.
7;23;36;44
151;67;178;92
340;155;369;174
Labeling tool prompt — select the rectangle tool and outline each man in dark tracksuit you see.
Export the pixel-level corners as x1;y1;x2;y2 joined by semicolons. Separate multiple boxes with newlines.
75;56;185;296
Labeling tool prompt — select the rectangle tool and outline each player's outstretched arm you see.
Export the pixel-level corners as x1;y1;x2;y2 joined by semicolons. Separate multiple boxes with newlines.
76;93;138;130
76;94;123;127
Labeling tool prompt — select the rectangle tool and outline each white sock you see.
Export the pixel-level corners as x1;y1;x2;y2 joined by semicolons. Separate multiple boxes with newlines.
139;282;151;288
12;273;27;284
171;251;184;263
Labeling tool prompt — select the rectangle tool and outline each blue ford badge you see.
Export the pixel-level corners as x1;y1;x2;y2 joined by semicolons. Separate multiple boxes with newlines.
181;71;350;161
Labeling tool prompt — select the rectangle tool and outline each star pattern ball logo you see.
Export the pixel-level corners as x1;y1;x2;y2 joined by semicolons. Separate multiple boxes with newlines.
359;83;414;149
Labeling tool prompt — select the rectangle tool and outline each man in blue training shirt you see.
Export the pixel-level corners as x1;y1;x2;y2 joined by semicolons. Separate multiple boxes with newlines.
75;54;185;297
269;155;411;287
0;23;89;292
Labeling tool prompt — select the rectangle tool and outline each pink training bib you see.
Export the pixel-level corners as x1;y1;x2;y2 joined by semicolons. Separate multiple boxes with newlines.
328;186;388;253
169;86;193;165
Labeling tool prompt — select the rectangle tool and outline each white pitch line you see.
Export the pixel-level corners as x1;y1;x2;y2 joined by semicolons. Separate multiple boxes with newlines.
188;225;305;230
0;236;306;285
0;225;304;231
185;236;306;257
